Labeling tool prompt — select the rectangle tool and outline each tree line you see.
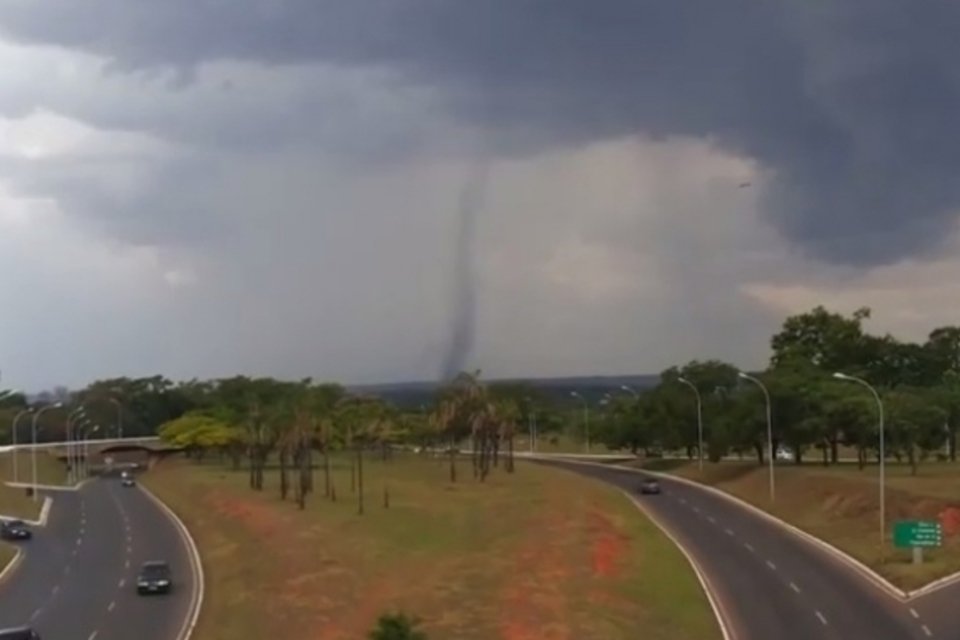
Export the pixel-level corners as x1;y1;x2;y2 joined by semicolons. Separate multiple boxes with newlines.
594;306;960;474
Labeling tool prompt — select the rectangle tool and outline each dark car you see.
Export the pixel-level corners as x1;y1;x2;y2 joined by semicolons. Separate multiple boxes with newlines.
121;472;136;488
639;478;661;495
137;561;172;595
0;626;41;639
0;520;32;541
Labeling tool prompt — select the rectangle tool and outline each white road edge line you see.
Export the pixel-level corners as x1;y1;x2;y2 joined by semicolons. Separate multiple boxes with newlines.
140;484;205;640
815;611;828;625
620;490;735;640
540;457;932;601
0;548;24;585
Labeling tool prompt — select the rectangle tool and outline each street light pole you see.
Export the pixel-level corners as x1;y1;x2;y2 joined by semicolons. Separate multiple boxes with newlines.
11;408;33;483
620;385;640;399
81;424;100;478
66;407;85;485
738;372;775;502
524;397;534;454
834;372;885;557
109;398;123;439
677;377;704;472
31;403;63;500
570;392;590;453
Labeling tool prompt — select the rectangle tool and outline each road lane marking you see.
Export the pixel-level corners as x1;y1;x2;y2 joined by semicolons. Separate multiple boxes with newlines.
88;632;98;640
911;609;920;619
815;611;828;625
30;609;41;621
766;560;777;570
108;601;115;612
692;506;701;513
922;624;932;636
744;542;755;553
119;579;126;588
52;585;59;595
724;528;734;536
126;544;132;553
679;497;687;504
125;560;130;569
706;516;716;524
64;565;70;574
789;582;800;593
76;537;82;546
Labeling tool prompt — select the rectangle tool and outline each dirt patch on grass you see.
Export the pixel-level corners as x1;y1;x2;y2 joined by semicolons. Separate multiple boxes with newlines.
589;510;628;578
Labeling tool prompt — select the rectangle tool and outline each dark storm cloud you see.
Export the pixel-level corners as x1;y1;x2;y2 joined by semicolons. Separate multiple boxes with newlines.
4;0;960;266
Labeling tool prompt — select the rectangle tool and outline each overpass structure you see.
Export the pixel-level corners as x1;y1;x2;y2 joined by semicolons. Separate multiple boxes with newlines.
0;436;162;453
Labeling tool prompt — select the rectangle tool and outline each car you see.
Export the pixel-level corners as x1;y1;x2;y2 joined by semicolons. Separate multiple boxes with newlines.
0;519;32;541
0;626;41;639
638;478;661;495
121;475;136;487
136;561;172;595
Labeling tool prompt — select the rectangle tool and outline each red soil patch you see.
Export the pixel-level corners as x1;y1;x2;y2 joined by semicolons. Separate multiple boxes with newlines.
589;510;628;578
499;513;573;640
939;506;960;537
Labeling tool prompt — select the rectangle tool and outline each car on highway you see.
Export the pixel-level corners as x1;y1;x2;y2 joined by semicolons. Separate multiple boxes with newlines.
0;626;41;639
136;560;172;595
638;478;661;495
0;519;32;541
121;471;135;488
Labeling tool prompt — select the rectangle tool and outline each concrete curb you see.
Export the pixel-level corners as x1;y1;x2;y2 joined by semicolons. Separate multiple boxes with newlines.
140;485;205;640
6;480;91;492
620;490;736;640
0;548;23;585
0;496;53;528
538;455;960;603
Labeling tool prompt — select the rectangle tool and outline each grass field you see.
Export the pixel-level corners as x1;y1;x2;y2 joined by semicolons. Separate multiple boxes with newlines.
144;453;720;640
0;452;68;520
639;458;960;589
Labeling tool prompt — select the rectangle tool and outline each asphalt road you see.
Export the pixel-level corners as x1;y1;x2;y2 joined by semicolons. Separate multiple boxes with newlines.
535;459;936;640
0;477;195;639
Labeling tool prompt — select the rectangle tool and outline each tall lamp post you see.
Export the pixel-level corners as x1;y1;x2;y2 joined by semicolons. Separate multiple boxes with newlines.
570;392;590;453
11;407;33;483
738;372;775;502
677;377;704;472
31;403;63;501
109;398;123;439
66;406;86;485
834;372;886;556
524;397;536;454
80;423;100;478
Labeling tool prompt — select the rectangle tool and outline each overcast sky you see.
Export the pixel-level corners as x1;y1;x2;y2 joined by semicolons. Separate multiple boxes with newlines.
2;1;960;392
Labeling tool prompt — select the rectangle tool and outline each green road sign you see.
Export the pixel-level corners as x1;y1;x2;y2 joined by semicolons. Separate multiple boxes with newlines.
893;520;942;549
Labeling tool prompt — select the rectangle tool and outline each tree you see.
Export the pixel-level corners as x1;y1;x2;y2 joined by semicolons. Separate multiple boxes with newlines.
368;613;427;640
770;306;871;373
158;413;242;462
886;389;947;475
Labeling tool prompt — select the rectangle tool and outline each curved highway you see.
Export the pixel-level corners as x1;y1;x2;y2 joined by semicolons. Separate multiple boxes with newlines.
0;476;198;639
537;459;937;640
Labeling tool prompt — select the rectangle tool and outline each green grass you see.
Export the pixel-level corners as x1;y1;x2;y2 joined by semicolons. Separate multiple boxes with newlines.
640;458;960;589
144;452;720;640
0;452;68;520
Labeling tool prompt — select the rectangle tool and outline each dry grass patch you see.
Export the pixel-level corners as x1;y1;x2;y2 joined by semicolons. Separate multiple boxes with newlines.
144;453;720;640
645;459;960;589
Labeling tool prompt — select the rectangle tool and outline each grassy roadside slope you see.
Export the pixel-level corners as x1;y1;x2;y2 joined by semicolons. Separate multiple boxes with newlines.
145;454;721;640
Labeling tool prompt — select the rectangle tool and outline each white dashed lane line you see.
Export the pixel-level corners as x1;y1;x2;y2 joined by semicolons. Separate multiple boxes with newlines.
789;582;801;594
724;528;734;536
118;579;126;588
107;601;115;613
706;515;716;524
815;611;828;626
87;631;98;640
744;542;755;553
765;560;777;571
30;610;41;622
922;624;933;637
910;609;920;619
